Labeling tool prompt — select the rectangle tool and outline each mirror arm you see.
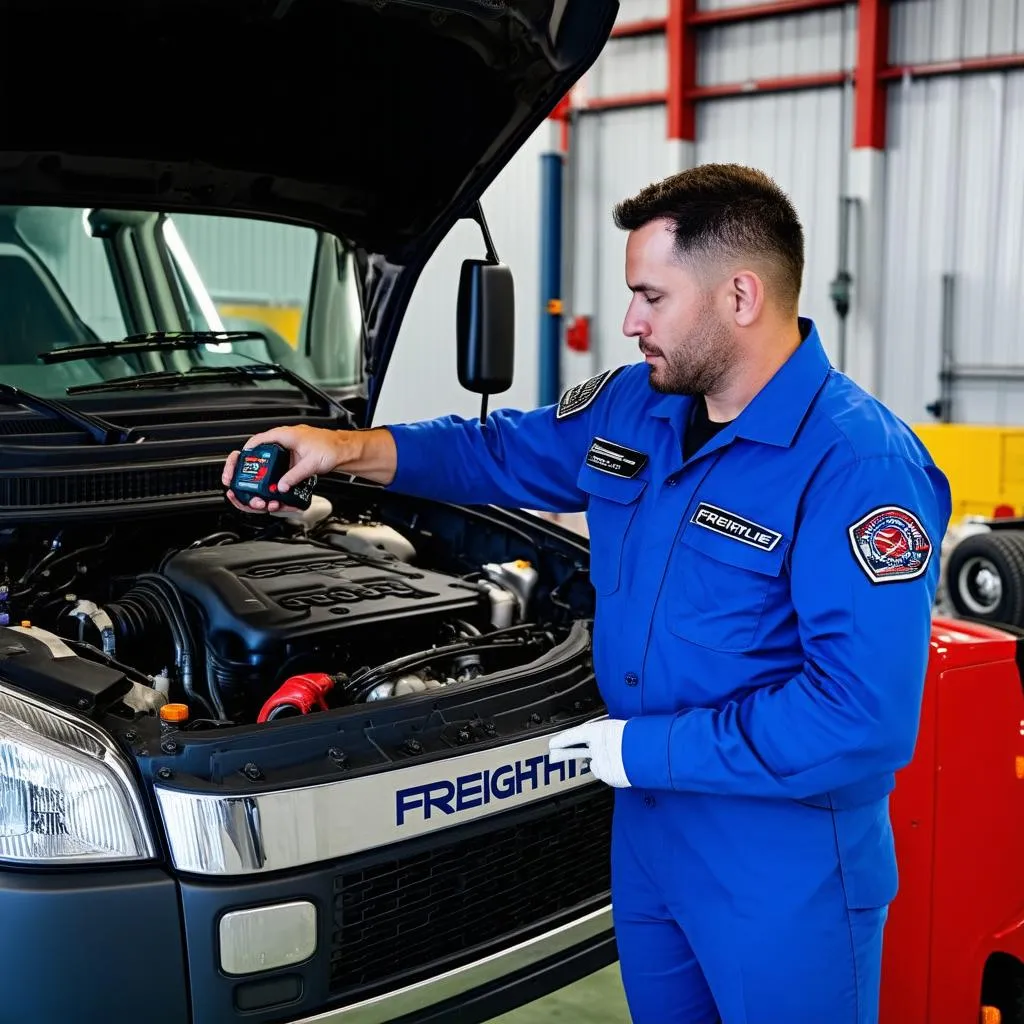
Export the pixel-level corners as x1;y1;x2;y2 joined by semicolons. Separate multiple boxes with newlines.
467;200;500;423
467;200;500;265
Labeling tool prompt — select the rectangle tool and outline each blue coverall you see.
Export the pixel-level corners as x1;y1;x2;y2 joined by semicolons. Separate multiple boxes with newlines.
385;318;953;1023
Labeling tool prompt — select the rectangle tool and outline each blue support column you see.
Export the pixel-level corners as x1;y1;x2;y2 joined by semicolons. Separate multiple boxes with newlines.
538;150;564;407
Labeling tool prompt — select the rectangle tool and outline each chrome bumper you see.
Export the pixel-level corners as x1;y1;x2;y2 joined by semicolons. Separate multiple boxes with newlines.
155;731;596;877
289;906;613;1024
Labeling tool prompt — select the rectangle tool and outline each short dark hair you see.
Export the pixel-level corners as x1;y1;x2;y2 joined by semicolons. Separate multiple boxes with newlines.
613;163;805;313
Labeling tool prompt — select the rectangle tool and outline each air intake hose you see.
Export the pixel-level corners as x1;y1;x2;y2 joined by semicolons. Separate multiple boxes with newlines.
257;673;340;723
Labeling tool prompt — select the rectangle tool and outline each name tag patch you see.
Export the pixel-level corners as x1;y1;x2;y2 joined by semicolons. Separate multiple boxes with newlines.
585;437;649;479
691;502;783;552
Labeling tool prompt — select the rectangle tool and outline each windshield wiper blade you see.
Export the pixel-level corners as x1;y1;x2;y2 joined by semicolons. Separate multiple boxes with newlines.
67;362;353;422
0;384;138;444
39;330;268;364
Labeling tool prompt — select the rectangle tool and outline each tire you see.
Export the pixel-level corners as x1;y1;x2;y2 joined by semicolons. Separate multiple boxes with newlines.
982;955;1024;1024
945;530;1024;628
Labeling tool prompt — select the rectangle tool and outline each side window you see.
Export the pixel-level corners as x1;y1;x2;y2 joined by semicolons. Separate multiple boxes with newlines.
0;207;127;345
0;207;129;393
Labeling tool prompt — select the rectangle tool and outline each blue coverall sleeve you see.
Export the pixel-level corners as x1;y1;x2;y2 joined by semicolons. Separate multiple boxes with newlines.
622;454;953;799
385;402;601;513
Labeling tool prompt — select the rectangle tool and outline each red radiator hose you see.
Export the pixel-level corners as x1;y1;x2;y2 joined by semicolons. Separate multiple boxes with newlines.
257;673;336;723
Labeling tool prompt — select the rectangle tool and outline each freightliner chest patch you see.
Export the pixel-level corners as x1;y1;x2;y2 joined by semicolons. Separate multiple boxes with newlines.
691;502;783;552
556;368;618;420
585;437;649;479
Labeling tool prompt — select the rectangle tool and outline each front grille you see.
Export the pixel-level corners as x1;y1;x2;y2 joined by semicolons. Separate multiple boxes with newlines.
329;785;614;995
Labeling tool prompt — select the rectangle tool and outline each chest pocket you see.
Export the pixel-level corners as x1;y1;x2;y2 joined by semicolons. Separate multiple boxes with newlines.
577;462;647;596
667;518;791;652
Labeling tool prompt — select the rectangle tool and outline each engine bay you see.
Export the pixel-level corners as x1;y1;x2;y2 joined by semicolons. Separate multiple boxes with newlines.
0;486;594;736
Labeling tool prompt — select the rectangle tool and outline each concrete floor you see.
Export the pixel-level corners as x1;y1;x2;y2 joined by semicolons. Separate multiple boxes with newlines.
490;965;630;1023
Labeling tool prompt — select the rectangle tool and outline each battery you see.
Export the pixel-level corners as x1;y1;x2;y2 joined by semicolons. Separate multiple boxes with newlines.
229;442;316;511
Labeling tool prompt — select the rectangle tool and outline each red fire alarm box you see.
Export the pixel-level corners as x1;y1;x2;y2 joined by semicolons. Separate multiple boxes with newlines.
566;315;590;353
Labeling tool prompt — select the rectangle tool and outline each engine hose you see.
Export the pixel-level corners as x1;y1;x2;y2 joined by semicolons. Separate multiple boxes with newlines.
345;624;538;697
257;673;338;723
137;573;227;723
108;576;219;721
63;638;164;690
201;650;232;723
69;600;117;656
349;636;531;703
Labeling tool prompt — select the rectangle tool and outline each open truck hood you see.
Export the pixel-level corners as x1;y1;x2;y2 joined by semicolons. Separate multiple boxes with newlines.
0;0;618;418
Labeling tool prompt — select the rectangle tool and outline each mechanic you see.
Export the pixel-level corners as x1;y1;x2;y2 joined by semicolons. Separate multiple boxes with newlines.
222;163;952;1024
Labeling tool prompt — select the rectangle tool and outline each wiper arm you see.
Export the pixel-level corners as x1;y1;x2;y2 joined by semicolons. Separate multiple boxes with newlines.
39;330;268;364
0;384;138;445
66;362;354;422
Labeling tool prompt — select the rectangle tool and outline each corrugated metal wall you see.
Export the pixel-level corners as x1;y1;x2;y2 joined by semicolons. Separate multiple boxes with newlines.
699;5;856;81
889;0;1024;62
568;3;855;382
567;105;673;379
880;0;1024;425
566;0;1024;429
695;89;849;365
568;1;670;382
695;5;856;371
880;71;1024;423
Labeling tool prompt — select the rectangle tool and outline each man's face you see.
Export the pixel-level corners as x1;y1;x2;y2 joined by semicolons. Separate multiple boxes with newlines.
622;218;737;396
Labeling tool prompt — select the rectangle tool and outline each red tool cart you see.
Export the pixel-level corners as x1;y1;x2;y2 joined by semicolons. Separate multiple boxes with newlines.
882;617;1024;1024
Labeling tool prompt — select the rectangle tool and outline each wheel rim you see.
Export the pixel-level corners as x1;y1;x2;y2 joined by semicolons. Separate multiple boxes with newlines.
957;556;1004;616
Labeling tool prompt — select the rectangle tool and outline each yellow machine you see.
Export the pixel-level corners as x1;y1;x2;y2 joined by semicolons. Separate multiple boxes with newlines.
912;423;1024;523
215;301;304;348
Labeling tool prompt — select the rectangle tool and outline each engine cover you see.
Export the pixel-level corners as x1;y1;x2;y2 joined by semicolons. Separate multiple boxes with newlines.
162;540;487;654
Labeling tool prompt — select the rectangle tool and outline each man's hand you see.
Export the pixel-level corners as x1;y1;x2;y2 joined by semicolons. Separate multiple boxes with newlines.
222;425;397;513
548;719;631;788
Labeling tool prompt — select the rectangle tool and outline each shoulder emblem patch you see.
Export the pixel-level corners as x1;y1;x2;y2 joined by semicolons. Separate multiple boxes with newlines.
556;368;617;420
848;506;932;584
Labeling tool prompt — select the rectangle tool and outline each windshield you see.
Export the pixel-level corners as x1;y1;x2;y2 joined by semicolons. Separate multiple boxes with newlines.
0;205;365;397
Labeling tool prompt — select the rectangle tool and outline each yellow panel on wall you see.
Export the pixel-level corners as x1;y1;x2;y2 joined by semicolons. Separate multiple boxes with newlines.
913;423;1024;522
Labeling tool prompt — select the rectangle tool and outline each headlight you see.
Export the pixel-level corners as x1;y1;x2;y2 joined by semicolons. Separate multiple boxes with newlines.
0;685;155;864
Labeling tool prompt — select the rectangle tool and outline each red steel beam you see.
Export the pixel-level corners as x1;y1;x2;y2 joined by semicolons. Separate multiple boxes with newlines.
611;17;667;39
668;0;699;141
880;53;1024;80
610;0;847;36
585;70;845;113
687;70;848;99
688;0;848;27
587;51;1024;115
585;91;669;112
854;0;889;149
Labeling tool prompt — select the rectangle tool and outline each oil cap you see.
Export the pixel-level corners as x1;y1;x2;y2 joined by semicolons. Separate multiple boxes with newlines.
159;703;189;724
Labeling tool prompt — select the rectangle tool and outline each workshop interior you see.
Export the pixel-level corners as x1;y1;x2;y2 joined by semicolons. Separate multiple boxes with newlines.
0;0;1022;1022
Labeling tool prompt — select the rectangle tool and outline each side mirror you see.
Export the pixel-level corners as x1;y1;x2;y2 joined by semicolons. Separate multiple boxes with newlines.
457;259;515;396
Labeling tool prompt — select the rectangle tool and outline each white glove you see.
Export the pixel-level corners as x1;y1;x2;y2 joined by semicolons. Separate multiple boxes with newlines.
547;718;631;788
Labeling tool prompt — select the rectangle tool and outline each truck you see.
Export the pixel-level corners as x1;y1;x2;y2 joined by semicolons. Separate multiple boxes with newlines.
0;2;1021;1023
0;2;621;1022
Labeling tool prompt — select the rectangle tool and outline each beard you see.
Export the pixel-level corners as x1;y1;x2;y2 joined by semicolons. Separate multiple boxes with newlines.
642;299;737;396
